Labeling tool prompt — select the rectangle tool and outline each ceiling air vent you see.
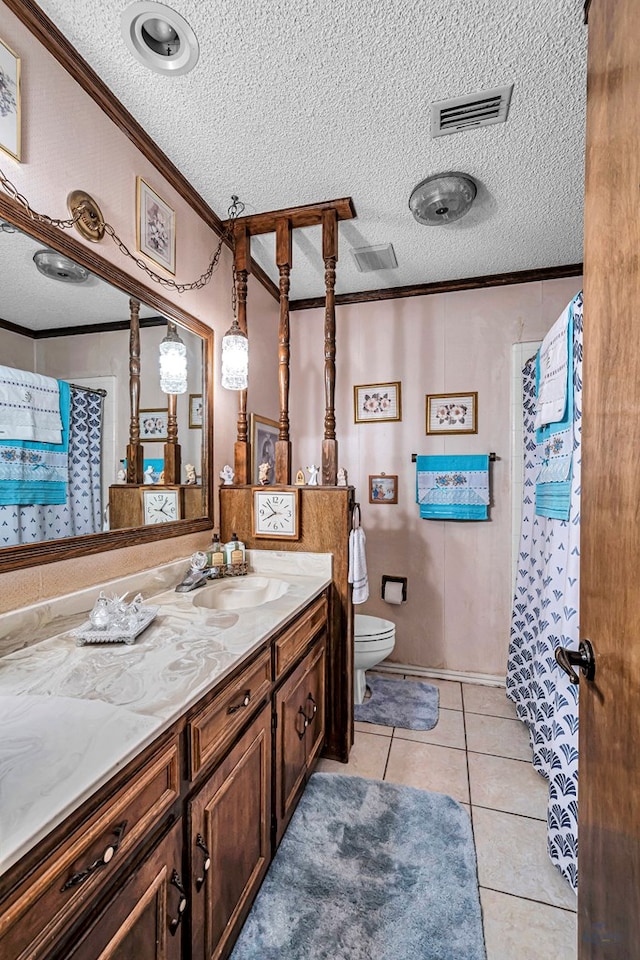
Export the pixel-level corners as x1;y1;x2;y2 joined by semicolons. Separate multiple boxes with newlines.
430;85;513;137
351;243;398;273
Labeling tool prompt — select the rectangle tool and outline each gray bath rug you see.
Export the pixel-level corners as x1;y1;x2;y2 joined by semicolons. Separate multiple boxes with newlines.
354;674;439;729
230;773;486;960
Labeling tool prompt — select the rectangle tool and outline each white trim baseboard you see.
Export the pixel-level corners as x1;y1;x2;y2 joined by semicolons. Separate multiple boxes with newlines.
375;662;505;688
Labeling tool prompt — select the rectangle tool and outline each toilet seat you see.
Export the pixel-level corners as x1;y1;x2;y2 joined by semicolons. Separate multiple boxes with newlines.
354;614;395;642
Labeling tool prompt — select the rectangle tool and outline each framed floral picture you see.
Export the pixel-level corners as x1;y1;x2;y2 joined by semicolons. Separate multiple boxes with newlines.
136;177;176;274
354;382;401;423
0;37;21;162
250;413;279;485
139;408;169;441
368;474;398;504
189;393;203;428
426;392;478;435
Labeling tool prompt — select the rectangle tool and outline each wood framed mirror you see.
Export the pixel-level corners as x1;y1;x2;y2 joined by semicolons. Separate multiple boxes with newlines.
0;192;214;572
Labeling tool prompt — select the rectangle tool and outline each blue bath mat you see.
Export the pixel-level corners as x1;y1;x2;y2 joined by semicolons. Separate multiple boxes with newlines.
354;674;439;729
230;773;486;960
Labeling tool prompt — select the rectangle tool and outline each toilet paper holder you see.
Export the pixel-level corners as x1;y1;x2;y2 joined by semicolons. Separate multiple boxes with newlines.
381;575;407;602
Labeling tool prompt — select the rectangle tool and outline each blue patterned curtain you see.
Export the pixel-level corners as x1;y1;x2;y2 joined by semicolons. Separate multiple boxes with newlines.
0;386;104;545
506;292;582;892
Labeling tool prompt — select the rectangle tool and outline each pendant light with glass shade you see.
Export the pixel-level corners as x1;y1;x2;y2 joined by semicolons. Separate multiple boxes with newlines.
159;320;188;393
221;196;248;390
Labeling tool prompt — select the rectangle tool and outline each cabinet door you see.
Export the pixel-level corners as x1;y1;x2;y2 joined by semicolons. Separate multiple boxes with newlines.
63;819;184;960
273;635;326;847
189;703;271;960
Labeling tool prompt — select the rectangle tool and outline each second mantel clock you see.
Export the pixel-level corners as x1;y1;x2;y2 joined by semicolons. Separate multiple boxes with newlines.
253;487;300;539
142;487;182;524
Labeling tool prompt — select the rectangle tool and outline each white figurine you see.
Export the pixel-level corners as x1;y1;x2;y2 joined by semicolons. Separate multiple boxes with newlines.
258;461;271;485
337;467;348;486
306;464;319;486
143;465;156;484
185;463;197;485
219;464;235;485
116;468;127;483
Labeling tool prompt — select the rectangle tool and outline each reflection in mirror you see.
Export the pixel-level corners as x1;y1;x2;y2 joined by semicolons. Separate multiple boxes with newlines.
0;215;208;549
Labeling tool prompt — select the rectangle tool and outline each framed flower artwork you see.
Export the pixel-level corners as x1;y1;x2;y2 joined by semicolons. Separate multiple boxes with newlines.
426;392;478;435
136;177;176;274
354;382;401;423
0;37;21;162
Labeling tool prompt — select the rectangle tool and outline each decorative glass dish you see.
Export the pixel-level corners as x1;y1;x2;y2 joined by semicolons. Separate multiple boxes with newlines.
74;605;159;646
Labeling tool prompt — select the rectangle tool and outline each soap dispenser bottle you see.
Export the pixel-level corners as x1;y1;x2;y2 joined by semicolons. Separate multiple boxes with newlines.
208;533;224;570
224;532;245;570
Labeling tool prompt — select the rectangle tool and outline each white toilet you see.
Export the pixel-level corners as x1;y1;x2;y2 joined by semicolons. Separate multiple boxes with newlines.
354;614;396;705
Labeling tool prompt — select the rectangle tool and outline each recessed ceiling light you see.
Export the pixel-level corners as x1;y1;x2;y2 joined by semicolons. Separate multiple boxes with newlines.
121;1;199;76
409;173;477;226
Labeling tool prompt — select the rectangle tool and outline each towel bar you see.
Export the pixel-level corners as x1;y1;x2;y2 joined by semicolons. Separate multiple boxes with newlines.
411;452;497;462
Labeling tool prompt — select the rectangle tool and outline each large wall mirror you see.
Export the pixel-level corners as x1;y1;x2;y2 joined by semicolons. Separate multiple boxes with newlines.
0;195;214;572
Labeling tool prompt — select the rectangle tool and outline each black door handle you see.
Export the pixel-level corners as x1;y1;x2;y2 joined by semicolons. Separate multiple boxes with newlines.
555;638;596;685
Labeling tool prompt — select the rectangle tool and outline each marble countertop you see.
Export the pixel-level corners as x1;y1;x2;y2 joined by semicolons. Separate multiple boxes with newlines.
0;550;332;876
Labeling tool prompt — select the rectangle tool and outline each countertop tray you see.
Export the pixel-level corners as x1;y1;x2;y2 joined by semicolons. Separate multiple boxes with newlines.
74;605;159;646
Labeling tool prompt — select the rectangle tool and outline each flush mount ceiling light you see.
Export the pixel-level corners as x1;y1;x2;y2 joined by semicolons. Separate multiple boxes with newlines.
121;1;199;76
33;249;90;283
409;172;477;226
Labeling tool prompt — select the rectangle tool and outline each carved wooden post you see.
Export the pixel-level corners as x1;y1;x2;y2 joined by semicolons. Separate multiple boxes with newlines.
163;379;181;484
126;297;143;484
275;218;292;484
322;209;338;485
233;223;251;484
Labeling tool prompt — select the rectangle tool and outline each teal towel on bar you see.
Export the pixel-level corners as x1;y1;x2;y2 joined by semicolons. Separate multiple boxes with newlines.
535;300;576;521
416;454;490;520
0;380;70;505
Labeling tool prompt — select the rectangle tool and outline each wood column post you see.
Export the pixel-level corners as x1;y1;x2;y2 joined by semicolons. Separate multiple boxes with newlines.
275;218;292;484
322;209;338;485
163;388;181;484
126;297;143;484
233;223;251;484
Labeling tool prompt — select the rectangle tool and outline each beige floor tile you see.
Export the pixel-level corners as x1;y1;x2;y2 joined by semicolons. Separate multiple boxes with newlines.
480;888;577;960
468;753;548;819
394;707;466;750
354;720;393;737
466;713;533;762
402;675;463;711
315;730;390;780
473;807;577;911
462;683;517;719
384;739;469;803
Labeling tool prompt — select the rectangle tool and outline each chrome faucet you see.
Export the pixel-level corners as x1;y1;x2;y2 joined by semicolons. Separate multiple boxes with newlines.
175;552;209;593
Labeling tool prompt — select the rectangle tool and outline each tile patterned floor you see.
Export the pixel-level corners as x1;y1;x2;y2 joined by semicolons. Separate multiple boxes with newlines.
316;675;577;960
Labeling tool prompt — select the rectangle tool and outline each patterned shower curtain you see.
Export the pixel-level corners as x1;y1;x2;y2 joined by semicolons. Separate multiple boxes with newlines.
0;386;104;545
506;292;582;893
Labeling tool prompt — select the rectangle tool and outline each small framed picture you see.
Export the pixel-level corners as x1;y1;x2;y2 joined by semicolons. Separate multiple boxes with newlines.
136;176;176;274
368;474;398;504
354;382;401;423
250;413;279;485
189;393;203;428
0;37;21;162
426;392;478;435
139;408;168;441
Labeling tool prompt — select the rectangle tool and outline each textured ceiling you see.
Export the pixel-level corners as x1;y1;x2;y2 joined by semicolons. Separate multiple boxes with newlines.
36;0;588;300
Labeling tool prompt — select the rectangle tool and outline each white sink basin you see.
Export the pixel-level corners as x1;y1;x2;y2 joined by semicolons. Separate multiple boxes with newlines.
192;576;289;611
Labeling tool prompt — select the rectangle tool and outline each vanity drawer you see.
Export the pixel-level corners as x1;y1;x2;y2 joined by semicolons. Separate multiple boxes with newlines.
274;593;328;680
0;735;180;960
188;647;272;779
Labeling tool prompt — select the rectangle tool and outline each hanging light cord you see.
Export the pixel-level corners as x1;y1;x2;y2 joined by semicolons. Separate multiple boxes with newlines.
0;165;245;294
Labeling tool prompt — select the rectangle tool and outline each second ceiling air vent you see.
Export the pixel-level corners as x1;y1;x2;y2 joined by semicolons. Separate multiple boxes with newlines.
351;243;398;273
430;84;513;137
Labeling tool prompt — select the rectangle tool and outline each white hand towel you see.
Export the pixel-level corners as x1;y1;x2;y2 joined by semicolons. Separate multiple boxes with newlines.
348;527;369;604
0;365;63;443
534;304;570;429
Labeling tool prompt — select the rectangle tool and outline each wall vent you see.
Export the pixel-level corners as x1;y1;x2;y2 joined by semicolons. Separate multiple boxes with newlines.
351;243;398;273
430;85;513;137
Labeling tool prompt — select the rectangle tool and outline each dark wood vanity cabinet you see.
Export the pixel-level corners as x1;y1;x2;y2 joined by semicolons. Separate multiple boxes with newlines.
0;589;330;960
273;635;326;847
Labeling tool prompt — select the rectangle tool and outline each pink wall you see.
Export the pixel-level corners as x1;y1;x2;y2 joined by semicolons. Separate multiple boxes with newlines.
290;277;582;677
0;3;280;610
